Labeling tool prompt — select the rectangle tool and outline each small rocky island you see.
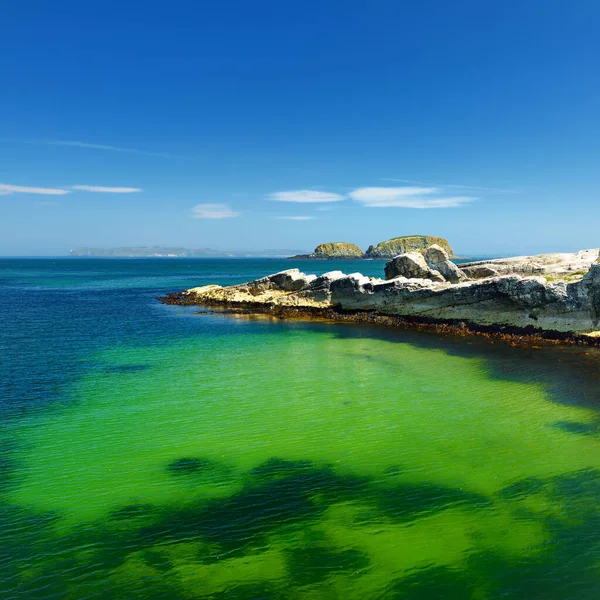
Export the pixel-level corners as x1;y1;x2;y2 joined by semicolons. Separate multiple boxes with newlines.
293;242;365;260
162;246;600;344
291;235;453;260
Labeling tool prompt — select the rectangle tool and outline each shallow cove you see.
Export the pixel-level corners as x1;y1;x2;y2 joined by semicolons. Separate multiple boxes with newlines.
1;258;600;599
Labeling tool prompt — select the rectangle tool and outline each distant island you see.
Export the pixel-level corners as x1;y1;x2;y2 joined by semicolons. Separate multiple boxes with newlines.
69;247;306;258
290;235;454;260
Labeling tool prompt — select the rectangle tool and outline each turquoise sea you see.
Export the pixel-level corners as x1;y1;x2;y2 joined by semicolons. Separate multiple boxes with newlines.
1;258;600;599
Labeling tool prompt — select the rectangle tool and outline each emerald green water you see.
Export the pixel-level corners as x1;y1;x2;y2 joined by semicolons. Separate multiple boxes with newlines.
1;259;600;598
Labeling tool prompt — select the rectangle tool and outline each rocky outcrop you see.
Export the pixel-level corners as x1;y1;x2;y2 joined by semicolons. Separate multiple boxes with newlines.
170;255;600;336
422;245;467;283
461;265;499;280
459;248;600;279
385;245;465;283
291;242;364;260
365;236;454;258
384;253;445;282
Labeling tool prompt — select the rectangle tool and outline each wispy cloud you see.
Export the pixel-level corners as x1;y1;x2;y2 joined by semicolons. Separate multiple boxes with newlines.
72;185;142;193
316;206;333;211
192;203;240;219
270;190;345;203
274;216;315;220
23;140;177;159
381;178;516;193
349;187;474;209
0;183;69;196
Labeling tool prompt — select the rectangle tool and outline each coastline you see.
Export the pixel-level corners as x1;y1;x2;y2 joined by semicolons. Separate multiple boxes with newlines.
159;291;600;349
159;246;600;349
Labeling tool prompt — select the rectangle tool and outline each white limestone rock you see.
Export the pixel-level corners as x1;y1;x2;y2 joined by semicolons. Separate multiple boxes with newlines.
384;252;445;282
422;244;467;283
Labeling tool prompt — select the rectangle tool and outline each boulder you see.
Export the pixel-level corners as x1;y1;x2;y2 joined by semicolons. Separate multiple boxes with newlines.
582;263;600;326
460;265;499;280
247;269;316;293
384;252;445;282
422;244;467;283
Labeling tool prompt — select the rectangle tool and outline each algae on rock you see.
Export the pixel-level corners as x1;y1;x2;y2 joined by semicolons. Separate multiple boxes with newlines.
365;236;454;258
313;242;364;258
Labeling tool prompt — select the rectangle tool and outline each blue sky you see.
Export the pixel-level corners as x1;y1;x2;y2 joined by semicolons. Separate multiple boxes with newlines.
1;0;598;256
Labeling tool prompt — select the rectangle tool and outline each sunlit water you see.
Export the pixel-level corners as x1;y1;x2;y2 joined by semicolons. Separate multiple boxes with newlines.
1;258;599;599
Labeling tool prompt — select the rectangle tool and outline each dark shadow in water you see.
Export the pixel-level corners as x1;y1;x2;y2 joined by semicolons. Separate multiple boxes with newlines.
143;460;368;554
0;504;62;599
287;544;370;586
1;462;600;599
141;548;174;573
110;503;157;521
374;482;491;523
100;363;151;374
551;419;600;436
249;457;315;481
167;456;223;475
166;456;235;488
381;468;600;600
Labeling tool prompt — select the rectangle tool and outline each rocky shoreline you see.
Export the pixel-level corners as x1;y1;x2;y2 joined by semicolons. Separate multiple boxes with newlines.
160;246;600;347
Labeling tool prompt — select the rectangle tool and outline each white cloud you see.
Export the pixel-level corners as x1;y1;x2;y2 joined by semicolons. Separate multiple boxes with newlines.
274;216;315;220
349;187;474;209
0;183;69;195
382;178;516;193
316;206;333;211
192;203;240;219
26;140;176;158
72;185;142;193
270;190;345;203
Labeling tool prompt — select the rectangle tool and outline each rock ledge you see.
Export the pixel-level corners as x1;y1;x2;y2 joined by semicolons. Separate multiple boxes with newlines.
162;249;600;342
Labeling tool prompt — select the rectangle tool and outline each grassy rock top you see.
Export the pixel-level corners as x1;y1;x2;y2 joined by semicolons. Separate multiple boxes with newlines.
366;236;454;258
313;242;364;258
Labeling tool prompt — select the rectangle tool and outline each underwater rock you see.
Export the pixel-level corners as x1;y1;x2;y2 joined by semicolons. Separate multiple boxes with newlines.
166;457;227;478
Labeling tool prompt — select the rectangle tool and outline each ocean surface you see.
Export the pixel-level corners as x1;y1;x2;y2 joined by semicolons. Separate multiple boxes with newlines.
1;258;600;599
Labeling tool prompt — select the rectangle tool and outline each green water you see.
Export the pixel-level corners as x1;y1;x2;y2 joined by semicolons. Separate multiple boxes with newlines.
6;327;600;598
1;259;600;598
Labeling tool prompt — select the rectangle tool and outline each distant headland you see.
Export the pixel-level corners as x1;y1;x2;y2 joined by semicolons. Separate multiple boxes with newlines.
290;235;454;260
69;247;306;258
